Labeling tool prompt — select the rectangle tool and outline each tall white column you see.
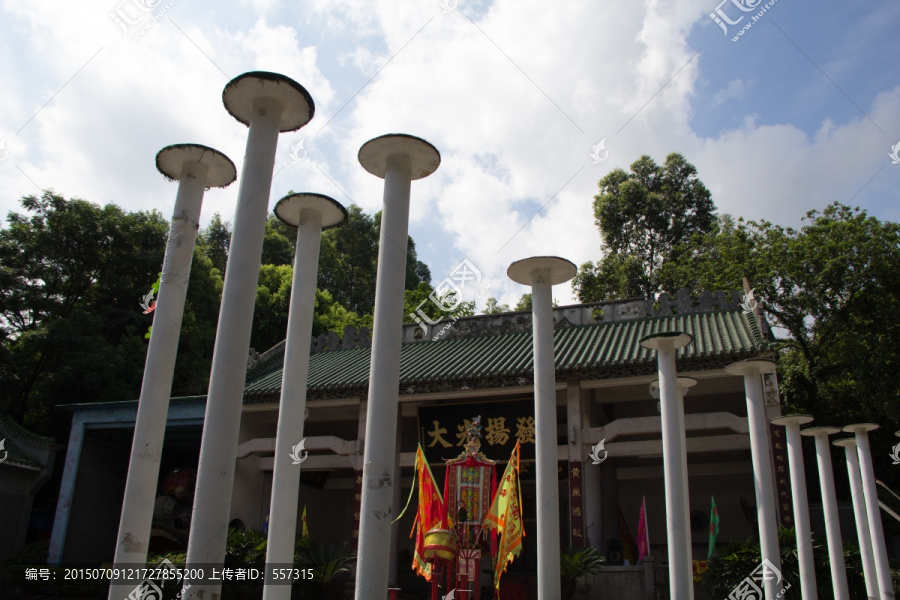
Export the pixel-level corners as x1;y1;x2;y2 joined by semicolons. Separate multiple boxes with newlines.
833;437;879;600
388;410;403;587
725;360;782;600
643;337;695;600
263;194;346;600
109;144;235;600
354;134;440;599
801;427;849;597
185;72;315;600
844;423;895;599
771;415;817;600
508;256;577;600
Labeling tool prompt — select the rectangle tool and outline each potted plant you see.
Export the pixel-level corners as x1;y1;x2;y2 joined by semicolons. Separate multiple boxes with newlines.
560;546;605;600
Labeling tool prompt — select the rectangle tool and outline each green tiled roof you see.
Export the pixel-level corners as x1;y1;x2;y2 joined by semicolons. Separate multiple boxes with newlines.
0;413;60;470
243;308;769;403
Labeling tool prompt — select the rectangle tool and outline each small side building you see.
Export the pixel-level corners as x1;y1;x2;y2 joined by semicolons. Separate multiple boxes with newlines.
0;413;60;562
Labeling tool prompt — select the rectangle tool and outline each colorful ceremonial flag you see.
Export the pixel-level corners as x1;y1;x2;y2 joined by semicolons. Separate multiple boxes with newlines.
410;444;446;580
301;505;309;539
617;507;638;564
636;496;651;562
708;496;719;559
482;441;524;591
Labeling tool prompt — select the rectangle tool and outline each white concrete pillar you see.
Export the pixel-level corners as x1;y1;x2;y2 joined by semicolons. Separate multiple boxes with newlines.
583;446;603;550
354;134;440;599
185;72;315;600
109;145;236;599
508;256;577;600
643;337;695;600
725;360;782;599
388;411;403;587
263;194;346;600
801;427;849;598
771;415;817;600
844;424;895;599
832;437;879;600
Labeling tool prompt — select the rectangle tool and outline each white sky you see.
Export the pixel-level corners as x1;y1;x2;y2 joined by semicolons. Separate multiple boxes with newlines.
1;0;898;308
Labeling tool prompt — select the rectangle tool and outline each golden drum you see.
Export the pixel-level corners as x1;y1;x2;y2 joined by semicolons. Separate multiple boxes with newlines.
423;528;458;565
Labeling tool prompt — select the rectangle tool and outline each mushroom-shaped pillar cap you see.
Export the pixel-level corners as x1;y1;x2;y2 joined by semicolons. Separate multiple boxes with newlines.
771;414;814;427
223;71;315;132
274;193;347;230
358;133;441;180
156;144;237;188
832;437;858;449
640;331;693;351
725;359;777;376
843;423;880;434
650;376;698;393
507;256;577;287
800;426;841;437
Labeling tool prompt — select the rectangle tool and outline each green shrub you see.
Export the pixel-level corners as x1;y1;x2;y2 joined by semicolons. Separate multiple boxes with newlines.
703;526;900;598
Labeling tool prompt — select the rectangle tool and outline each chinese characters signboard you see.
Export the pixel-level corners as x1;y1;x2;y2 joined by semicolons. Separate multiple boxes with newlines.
418;400;536;463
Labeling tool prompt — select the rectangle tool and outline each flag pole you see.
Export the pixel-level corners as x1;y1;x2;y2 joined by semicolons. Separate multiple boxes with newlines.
643;496;650;559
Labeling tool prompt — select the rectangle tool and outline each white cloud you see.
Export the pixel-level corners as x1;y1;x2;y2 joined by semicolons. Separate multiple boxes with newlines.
713;78;752;106
1;0;898;312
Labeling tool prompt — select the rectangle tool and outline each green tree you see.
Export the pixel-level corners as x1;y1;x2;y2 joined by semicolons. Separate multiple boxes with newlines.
318;205;378;315
198;212;231;275
666;204;900;425
404;281;474;323
514;293;533;312
317;205;430;316
171;249;222;396
702;527;896;599
574;153;716;301
251;264;373;353
0;192;222;429
372;210;432;291
483;297;510;314
260;213;296;267
314;289;372;336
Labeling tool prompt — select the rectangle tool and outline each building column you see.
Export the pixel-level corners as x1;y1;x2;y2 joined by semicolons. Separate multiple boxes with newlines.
770;415;816;600
832;437;879;600
263;194;347;600
48;417;86;565
583;451;603;550
508;256;577;600
388;410;403;587
642;332;695;600
567;381;585;546
800;427;848;598
726;359;782;600
185;72;315;600
354;134;440;599
351;401;367;552
844;424;895;599
108;144;235;599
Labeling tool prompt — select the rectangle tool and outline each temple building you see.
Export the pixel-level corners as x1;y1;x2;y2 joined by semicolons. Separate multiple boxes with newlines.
48;289;787;596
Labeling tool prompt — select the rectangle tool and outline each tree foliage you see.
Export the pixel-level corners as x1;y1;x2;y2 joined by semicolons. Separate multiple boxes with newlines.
197;212;230;275
576;151;900;493
0;192;222;429
664;203;900;431
480;294;532;315
701;527;899;599
482;297;510;314
404;281;474;322
574;153;716;301
247;204;432;352
514;293;532;312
